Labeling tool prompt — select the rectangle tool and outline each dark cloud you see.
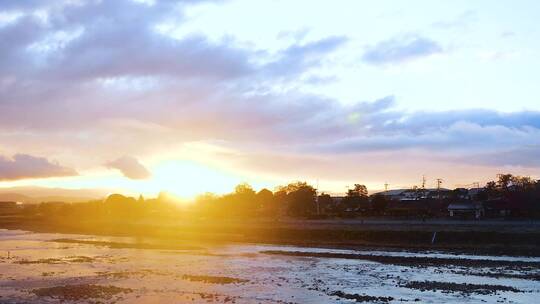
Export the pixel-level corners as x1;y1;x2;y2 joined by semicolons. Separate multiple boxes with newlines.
106;156;151;180
362;35;443;65
0;154;77;181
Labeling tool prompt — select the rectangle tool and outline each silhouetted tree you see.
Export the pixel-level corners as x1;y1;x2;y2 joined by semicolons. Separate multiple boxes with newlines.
257;188;276;216
480;174;540;217
348;184;368;197
277;181;317;217
317;193;333;214
232;183;257;216
497;174;513;192
341;184;369;212
273;188;288;216
103;194;141;219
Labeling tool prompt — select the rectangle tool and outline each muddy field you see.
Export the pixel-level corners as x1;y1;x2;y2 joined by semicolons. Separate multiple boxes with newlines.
1;229;539;303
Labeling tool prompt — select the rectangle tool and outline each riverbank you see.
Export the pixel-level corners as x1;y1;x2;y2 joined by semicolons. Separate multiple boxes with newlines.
1;215;540;256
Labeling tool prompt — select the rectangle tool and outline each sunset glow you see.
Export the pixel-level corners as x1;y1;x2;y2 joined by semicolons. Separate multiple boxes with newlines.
0;0;539;196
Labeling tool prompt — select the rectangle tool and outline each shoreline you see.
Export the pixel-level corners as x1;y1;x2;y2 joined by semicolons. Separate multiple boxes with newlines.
2;215;540;257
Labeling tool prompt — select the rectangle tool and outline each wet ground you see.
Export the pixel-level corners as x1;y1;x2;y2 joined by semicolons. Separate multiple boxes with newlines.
1;229;539;303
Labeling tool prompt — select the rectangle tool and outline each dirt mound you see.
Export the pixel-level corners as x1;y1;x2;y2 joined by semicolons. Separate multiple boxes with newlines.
330;291;394;303
400;280;521;295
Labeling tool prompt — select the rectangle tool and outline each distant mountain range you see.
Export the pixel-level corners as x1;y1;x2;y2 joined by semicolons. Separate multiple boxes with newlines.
0;186;111;204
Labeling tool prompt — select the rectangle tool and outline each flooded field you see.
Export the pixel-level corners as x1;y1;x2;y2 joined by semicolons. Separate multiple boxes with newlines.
1;229;539;303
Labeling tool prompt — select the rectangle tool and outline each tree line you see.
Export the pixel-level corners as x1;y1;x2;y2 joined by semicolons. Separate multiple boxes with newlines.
16;174;540;221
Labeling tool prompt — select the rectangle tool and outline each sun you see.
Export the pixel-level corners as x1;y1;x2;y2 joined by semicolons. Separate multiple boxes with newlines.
148;160;241;198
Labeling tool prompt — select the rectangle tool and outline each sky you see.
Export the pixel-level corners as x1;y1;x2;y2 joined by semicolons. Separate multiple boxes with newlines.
1;0;540;198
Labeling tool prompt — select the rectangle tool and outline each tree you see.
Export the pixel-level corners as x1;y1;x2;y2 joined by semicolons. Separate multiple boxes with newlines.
232;183;258;215
257;188;275;215
481;174;540;217
485;174;535;198
485;180;498;198
341;184;369;212
497;174;513;192
277;181;317;217
273;188;288;215
511;176;535;190
104;194;138;218
235;183;256;196
317;193;333;214
348;184;368;197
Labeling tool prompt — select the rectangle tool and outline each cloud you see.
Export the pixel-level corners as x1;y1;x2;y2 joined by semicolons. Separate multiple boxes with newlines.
106;156;151;180
0;0;538;188
0;154;77;181
300;106;540;170
362;35;443;65
455;145;540;168
0;0;346;133
263;36;347;78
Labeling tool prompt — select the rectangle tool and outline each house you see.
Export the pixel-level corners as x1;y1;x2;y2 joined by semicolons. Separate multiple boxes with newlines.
380;189;423;201
380;189;408;201
380;188;452;202
448;202;484;219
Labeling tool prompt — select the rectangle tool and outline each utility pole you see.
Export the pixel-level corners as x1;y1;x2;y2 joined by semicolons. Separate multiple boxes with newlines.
316;179;320;215
436;178;443;201
421;175;426;200
384;182;389;194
